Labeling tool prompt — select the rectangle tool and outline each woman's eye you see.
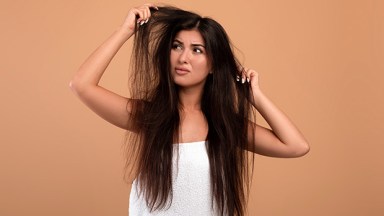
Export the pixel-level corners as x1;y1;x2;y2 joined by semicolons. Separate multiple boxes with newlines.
193;48;203;54
172;44;182;50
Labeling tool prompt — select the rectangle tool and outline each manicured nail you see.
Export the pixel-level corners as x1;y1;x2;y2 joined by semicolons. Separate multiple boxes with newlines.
236;75;240;82
242;77;245;83
140;20;145;26
247;77;250;83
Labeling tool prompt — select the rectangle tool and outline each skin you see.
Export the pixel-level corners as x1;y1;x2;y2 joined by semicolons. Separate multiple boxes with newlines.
170;29;211;143
171;30;211;90
70;3;310;157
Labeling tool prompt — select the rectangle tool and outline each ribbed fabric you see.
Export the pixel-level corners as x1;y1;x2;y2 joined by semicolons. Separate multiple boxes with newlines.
129;141;219;216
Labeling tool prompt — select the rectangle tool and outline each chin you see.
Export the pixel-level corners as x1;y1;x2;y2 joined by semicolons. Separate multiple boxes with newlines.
173;80;189;87
172;76;188;86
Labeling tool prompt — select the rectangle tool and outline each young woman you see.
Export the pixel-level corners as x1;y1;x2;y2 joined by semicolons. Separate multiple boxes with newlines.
70;3;309;216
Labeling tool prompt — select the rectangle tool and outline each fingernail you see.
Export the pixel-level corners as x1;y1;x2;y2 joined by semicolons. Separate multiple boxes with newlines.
140;20;145;26
242;77;245;83
145;19;149;23
236;75;240;82
247;77;250;83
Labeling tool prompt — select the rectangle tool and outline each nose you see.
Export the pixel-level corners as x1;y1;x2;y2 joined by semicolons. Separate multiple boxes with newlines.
178;49;189;64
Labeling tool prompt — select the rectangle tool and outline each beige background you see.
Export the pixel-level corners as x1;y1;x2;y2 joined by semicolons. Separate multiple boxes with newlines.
1;0;383;215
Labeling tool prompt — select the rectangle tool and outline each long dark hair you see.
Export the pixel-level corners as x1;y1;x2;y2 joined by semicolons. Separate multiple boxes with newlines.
125;6;256;216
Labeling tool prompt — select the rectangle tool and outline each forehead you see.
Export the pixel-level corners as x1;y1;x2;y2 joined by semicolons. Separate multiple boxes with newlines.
174;29;205;44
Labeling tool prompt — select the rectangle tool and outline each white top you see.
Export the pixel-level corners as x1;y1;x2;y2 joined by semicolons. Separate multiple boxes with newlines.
129;141;219;216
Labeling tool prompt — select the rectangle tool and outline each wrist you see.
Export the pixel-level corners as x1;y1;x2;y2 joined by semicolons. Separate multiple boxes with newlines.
251;87;264;108
115;26;135;40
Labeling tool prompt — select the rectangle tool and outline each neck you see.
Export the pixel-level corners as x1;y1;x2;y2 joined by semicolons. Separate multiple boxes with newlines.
178;85;204;111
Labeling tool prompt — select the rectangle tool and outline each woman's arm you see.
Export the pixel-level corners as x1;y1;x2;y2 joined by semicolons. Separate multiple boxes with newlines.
241;68;310;157
69;4;157;130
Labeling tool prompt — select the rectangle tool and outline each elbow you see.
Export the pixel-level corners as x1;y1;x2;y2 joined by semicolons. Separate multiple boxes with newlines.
69;79;80;95
68;76;86;95
69;80;75;92
293;141;310;157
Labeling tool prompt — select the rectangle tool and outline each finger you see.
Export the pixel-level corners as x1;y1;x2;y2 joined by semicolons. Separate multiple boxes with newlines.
141;5;149;19
138;5;152;25
246;68;252;82
144;3;159;10
139;11;147;25
247;69;259;84
241;67;248;84
135;9;145;23
144;6;151;23
236;66;244;83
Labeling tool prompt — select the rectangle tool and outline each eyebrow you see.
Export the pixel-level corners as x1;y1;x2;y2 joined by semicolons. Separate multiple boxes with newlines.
174;39;205;48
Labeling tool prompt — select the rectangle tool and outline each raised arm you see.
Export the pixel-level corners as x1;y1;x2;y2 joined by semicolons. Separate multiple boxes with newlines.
69;4;157;130
240;68;310;158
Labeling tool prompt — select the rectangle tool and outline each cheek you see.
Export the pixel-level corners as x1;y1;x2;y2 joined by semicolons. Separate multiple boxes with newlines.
195;59;209;72
170;52;176;65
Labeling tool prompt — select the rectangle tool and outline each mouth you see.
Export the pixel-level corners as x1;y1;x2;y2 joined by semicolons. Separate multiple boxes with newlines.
175;67;190;75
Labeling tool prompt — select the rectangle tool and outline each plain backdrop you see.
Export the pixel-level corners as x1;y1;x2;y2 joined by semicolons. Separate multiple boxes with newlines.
1;0;383;215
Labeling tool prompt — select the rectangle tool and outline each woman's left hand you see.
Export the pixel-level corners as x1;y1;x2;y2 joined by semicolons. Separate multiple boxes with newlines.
237;67;261;105
237;67;310;157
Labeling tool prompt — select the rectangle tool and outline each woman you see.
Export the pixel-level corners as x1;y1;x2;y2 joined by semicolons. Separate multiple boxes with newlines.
70;3;309;216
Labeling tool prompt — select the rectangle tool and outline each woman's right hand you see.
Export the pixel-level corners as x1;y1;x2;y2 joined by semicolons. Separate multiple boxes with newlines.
70;4;158;131
121;3;158;31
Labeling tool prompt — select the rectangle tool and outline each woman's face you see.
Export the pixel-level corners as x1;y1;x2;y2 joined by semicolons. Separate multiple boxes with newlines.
170;29;211;89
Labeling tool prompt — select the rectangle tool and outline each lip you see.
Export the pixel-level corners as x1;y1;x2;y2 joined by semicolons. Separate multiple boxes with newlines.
175;67;190;75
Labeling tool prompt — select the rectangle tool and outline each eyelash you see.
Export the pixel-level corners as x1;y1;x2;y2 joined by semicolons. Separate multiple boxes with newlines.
172;43;182;50
172;43;204;54
193;48;203;54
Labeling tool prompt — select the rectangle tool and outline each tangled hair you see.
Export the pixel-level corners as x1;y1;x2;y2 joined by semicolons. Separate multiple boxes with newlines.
125;6;256;216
